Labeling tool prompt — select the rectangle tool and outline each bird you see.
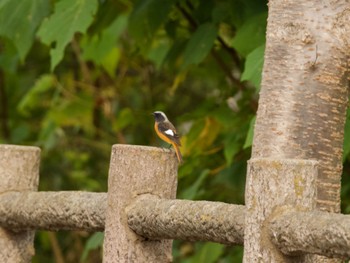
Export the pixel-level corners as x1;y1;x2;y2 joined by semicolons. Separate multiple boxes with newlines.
152;111;182;163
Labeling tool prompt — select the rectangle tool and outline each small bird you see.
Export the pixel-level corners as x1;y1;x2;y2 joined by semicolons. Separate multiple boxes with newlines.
152;111;182;163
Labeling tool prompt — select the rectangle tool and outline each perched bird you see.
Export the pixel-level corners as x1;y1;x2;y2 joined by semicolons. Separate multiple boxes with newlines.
152;111;182;163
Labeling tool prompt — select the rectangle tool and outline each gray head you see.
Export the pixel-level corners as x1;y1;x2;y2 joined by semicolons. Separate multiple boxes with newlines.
152;111;168;122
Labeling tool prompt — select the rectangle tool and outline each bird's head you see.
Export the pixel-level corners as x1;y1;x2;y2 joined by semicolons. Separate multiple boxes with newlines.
152;111;168;122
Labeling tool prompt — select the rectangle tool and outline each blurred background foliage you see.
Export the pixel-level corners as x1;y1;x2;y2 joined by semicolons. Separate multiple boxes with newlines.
0;0;349;262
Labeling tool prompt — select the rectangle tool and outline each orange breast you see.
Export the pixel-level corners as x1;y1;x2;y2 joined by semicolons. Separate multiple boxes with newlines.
154;122;174;145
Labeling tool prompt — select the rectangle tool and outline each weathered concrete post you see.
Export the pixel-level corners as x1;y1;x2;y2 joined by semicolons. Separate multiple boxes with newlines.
103;145;178;263
0;144;41;263
244;158;318;262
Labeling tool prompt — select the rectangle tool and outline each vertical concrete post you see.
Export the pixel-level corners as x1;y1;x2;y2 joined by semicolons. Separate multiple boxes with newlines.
243;158;317;262
0;145;41;263
103;145;178;263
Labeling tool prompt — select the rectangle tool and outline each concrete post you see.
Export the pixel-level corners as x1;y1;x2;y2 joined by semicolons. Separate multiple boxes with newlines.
0;144;41;263
103;145;178;263
243;158;318;262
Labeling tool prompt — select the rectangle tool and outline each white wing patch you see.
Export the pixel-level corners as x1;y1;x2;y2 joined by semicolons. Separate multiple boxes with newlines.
164;129;174;137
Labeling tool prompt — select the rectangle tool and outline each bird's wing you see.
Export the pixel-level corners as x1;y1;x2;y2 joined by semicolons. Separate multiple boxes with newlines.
158;122;181;146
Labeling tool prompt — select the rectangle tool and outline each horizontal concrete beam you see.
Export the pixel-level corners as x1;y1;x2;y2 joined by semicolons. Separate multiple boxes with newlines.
269;207;350;259
0;191;106;232
127;195;245;245
1;190;349;261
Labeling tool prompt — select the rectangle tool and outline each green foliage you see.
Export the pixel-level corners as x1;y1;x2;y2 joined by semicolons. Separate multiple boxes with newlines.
18;74;56;115
129;0;175;44
189;242;224;263
37;0;98;70
182;23;218;68
0;0;278;262
81;14;128;75
342;108;350;214
231;12;267;56
179;169;210;200
343;108;350;162
241;44;265;90
224;133;241;166
81;232;104;261
243;116;256;149
0;0;49;61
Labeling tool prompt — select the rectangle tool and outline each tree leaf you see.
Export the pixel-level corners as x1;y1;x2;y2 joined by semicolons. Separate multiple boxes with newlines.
241;44;265;90
0;0;50;61
192;242;225;263
129;0;174;44
47;93;94;133
182;23;218;68
231;12;267;57
224;134;241;166
38;119;60;151
81;14;127;76
112;108;134;132
37;0;98;70
163;39;187;67
17;74;56;116
81;232;104;262
211;1;232;24
147;41;171;70
187;117;221;155
343;108;350;162
82;14;127;64
0;39;19;73
194;0;214;24
243;116;256;149
180;170;210;200
100;48;120;77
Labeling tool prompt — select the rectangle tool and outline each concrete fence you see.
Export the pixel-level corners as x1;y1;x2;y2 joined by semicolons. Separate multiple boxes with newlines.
0;144;349;262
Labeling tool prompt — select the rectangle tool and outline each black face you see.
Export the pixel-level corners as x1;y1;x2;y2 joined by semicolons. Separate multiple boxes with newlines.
153;112;166;122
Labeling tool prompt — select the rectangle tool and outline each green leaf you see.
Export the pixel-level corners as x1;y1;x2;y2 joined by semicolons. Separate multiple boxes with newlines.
224;134;241;166
38;119;60;151
194;0;214;24
241;44;265;90
11;124;31;143
231;12;267;57
147;41;171;70
112;108;134;132
81;232;104;262
17;74;56;116
100;48;120;77
163;39;187;67
192;243;225;263
37;0;98;70
0;39;19;72
129;0;174;44
343;108;350;162
243;116;256;149
82;14;127;64
182;23;218;68
227;0;267;28
82;14;128;75
48;93;94;133
180;170;210;200
0;0;50;61
212;2;232;24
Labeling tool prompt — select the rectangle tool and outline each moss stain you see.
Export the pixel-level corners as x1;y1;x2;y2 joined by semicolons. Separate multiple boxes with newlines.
294;173;306;197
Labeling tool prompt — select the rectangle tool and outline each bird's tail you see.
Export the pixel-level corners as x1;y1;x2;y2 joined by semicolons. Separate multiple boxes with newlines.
173;144;183;163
